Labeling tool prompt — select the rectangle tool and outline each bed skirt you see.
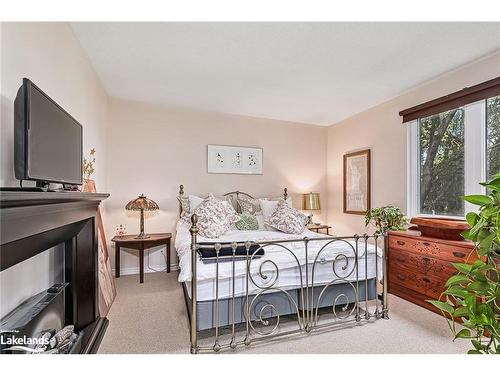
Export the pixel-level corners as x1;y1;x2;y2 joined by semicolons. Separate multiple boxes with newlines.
183;279;377;331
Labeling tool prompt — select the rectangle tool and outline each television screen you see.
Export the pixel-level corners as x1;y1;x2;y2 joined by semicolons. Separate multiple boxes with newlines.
15;79;83;185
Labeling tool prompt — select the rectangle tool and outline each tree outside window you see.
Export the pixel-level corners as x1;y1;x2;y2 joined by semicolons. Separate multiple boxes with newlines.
419;109;465;216
487;95;500;181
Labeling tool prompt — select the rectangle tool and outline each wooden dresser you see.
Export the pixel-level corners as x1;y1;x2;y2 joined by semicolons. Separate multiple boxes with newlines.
387;230;476;314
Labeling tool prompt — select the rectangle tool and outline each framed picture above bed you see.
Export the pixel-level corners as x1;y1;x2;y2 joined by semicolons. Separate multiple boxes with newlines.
343;149;371;215
207;145;263;174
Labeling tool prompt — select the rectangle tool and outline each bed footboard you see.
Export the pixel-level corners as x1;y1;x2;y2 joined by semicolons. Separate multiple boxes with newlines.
188;214;389;354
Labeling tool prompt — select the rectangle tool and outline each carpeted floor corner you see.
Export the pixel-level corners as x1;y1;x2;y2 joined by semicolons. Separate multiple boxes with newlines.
98;272;471;354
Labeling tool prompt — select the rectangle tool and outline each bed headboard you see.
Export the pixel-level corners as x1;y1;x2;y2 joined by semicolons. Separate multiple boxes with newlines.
177;185;288;216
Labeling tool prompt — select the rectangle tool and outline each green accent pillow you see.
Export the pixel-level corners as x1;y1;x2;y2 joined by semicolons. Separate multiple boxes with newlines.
235;212;259;231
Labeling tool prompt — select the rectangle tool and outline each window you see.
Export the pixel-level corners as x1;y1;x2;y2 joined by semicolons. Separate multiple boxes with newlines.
419;109;465;216
487;95;500;181
408;96;499;218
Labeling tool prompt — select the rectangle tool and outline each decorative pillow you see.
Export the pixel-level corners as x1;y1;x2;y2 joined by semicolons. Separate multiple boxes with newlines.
259;198;292;221
237;196;262;214
178;196;191;224
236;212;259;230
265;200;308;234
194;194;240;238
181;194;234;224
217;194;235;208
188;195;204;212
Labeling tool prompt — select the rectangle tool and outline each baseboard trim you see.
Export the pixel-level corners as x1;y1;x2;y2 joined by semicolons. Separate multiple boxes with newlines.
113;264;179;276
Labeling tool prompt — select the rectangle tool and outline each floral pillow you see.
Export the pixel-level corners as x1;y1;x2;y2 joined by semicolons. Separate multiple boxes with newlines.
237;196;262;214
180;194;233;225
178;196;191;224
194;194;240;238
236;212;259;230
265;200;308;234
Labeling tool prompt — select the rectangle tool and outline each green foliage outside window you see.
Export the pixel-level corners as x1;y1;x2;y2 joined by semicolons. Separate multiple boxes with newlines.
487;96;500;181
419;109;464;216
418;95;500;217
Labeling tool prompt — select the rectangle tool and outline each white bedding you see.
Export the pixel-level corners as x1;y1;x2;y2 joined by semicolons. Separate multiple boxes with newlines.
175;220;383;301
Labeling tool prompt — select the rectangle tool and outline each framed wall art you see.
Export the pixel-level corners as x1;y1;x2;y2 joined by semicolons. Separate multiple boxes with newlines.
207;145;263;175
343;149;371;215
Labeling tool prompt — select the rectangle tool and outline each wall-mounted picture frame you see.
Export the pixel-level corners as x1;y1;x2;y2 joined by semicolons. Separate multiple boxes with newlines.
207;145;263;175
343;149;371;215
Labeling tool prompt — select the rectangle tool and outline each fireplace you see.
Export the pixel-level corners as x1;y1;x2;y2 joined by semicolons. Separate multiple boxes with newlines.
0;191;109;354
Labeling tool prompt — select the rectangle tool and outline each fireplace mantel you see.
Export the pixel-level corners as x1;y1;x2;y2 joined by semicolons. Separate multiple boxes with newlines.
1;191;110;208
0;191;110;354
1;192;109;268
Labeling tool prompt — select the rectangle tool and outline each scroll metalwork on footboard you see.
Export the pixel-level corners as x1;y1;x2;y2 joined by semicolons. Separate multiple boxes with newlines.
187;215;389;354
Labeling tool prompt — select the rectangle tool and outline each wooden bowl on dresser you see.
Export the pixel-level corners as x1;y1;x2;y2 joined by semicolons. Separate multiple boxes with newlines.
409;217;470;241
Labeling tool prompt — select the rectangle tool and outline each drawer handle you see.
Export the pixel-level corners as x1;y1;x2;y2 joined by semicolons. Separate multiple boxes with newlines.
396;274;406;281
422;242;430;246
453;251;466;258
422;256;430;262
422;277;430;283
396;240;405;246
396;255;406;262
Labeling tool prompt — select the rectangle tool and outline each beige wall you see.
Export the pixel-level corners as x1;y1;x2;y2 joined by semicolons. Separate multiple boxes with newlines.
106;98;328;274
0;22;108;189
326;51;500;235
0;22;108;317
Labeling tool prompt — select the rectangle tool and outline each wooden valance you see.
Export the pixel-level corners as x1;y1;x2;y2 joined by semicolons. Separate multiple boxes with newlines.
399;76;500;123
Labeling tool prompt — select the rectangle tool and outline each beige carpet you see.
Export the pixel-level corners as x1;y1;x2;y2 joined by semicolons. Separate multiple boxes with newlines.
98;272;471;354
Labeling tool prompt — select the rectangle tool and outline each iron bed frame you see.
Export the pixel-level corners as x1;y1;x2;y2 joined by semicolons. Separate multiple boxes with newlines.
177;185;389;354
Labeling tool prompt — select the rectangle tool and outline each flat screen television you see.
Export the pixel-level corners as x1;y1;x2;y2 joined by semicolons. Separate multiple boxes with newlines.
14;78;83;187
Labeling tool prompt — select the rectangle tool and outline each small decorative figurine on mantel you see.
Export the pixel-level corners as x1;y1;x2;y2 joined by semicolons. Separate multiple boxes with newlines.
82;148;96;192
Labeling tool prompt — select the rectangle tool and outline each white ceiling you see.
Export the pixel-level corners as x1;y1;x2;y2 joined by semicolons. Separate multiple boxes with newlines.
71;22;500;126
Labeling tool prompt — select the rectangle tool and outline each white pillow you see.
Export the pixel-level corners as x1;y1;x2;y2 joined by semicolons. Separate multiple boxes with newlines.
188;195;204;212
259;199;280;222
255;213;266;230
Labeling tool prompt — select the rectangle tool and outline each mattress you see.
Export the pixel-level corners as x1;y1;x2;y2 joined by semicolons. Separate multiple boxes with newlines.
175;220;383;302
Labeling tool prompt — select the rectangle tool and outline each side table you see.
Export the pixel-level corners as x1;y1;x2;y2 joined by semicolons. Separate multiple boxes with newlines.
307;224;332;235
111;233;172;283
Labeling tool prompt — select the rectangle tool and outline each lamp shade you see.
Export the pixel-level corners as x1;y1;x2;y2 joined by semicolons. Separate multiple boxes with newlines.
125;194;159;211
302;192;321;210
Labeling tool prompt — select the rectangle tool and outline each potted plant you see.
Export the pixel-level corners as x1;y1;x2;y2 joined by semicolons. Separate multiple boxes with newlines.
364;205;409;234
428;173;499;354
82;148;96;192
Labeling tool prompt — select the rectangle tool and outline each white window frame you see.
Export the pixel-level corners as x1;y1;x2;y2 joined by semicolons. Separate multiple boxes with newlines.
407;99;487;219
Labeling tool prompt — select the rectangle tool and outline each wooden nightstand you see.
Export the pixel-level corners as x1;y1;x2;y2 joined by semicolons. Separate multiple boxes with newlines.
111;233;172;283
307;224;332;235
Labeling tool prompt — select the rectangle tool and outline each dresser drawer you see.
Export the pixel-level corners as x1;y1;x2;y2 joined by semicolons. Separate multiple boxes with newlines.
389;248;457;278
389;236;477;263
389;264;445;300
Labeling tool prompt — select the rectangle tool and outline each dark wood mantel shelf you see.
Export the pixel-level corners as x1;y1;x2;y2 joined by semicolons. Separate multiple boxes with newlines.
1;191;110;208
1;192;110;246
